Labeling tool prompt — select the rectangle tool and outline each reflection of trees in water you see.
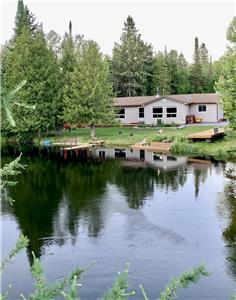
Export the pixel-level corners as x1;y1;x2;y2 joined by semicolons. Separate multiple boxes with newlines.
113;167;155;209
5;157;63;263
60;160;120;239
193;168;208;198
113;166;187;209
217;172;236;279
3;156;188;264
154;168;187;192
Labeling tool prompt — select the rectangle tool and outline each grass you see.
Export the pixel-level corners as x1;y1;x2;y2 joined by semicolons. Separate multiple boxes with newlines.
171;130;236;160
44;126;215;147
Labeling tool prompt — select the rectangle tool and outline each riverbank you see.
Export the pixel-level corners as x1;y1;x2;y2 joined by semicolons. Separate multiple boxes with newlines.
44;126;236;160
2;126;236;160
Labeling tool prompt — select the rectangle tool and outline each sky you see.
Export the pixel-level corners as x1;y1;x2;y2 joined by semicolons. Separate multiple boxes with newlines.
1;0;235;62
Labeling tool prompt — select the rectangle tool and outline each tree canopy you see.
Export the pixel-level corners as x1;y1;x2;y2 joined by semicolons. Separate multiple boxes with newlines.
216;17;236;129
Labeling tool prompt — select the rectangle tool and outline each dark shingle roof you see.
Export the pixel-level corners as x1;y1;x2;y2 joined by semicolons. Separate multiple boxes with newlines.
114;93;219;107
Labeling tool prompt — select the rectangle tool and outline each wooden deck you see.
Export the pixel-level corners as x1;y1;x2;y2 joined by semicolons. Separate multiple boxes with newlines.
132;142;173;153
187;128;225;141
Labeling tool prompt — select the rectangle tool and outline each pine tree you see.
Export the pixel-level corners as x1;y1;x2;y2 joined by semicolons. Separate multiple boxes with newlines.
176;53;190;94
199;43;209;65
199;42;215;92
190;37;203;93
112;15;153;97
60;22;79;126
167;50;180;94
63;41;115;138
14;0;38;37
2;27;61;134
152;51;171;95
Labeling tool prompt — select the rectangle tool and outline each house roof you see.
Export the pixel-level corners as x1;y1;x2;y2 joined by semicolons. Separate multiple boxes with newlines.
114;93;219;107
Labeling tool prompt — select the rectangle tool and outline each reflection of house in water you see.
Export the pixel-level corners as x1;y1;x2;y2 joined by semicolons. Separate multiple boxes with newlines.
93;147;187;170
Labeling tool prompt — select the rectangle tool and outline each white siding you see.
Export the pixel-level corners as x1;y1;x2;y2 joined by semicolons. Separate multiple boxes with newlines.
189;104;218;122
116;97;222;125
118;107;139;124
218;104;224;120
144;98;189;125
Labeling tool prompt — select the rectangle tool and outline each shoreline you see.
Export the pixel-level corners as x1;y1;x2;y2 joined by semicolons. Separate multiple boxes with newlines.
1;126;236;161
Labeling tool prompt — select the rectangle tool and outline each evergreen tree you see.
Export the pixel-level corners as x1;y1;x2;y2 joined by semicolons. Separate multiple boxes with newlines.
14;0;38;37
199;43;209;65
112;15;153;97
199;42;215;92
152;51;171;95
190;37;203;93
216;17;236;129
167;50;181;94
176;53;190;94
2;27;61;134
60;23;79;126
63;41;115;138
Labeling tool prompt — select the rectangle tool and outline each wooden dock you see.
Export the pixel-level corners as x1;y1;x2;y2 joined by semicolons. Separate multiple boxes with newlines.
187;128;225;142
132;142;173;153
62;143;95;150
52;139;105;150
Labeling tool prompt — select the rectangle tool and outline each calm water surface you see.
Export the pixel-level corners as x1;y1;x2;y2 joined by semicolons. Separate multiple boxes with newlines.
1;147;236;299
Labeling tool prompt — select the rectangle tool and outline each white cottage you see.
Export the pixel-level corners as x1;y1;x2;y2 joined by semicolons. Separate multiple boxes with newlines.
114;93;224;125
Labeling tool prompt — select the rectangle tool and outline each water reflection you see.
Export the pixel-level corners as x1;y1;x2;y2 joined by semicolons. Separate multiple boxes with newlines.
4;158;63;262
2;150;192;261
2;147;234;279
218;172;236;279
2;146;236;299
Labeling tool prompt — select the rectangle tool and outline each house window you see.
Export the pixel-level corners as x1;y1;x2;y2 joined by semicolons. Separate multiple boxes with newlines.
153;107;163;118
198;105;207;112
116;108;125;118
166;107;177;118
167;155;177;161
153;153;163;161
140;149;145;160
139;107;144;118
99;151;105;158
115;149;126;158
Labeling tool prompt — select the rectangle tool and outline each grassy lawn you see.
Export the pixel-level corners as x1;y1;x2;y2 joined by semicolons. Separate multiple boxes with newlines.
48;126;213;146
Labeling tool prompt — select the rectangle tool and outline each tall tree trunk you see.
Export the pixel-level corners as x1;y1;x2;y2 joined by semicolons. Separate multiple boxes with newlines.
90;124;96;139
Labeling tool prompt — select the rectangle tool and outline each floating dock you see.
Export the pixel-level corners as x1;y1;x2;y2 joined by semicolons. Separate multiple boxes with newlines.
187;128;225;142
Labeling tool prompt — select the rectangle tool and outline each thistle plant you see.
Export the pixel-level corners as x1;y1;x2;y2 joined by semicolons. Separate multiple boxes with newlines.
0;154;26;204
1;80;35;127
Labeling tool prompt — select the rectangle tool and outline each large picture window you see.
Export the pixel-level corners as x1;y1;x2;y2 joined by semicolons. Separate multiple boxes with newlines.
139;107;144;118
116;108;125;118
153;107;163;118
198;105;207;112
166;107;177;118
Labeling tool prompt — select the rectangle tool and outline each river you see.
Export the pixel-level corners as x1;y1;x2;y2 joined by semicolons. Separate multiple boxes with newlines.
1;146;236;299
